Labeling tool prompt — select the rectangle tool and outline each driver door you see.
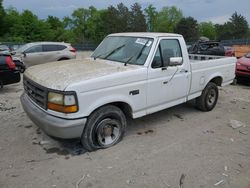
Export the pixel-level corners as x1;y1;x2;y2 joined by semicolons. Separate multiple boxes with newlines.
147;38;191;114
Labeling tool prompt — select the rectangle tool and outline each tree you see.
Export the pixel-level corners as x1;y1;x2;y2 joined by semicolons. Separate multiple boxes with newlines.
215;12;249;40
215;23;232;40
175;17;199;42
46;16;64;41
102;3;130;35
85;6;105;42
144;4;157;32
71;8;90;43
0;0;6;36
117;3;130;32
155;6;183;32
199;22;216;40
229;12;249;39
129;3;147;32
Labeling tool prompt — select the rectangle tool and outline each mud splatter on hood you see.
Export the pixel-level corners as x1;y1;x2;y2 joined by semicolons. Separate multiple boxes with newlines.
24;58;140;90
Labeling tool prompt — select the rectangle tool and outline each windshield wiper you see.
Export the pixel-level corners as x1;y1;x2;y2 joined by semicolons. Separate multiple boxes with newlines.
124;39;149;66
94;44;125;60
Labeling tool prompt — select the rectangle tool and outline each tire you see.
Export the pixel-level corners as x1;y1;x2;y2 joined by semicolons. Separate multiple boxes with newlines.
231;78;237;85
196;82;218;112
58;58;69;61
81;105;127;151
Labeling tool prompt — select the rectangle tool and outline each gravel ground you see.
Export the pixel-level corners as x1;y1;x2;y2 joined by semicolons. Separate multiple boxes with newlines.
0;52;250;188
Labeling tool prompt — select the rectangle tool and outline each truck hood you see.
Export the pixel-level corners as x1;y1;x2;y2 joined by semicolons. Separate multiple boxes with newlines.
24;58;142;90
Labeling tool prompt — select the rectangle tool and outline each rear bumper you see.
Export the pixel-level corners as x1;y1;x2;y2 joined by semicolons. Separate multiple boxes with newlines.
20;93;86;139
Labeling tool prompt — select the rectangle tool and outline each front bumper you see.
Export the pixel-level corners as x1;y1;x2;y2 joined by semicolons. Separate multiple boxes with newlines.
21;93;86;139
236;70;250;78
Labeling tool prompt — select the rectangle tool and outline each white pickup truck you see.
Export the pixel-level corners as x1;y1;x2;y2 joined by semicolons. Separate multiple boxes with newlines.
21;33;236;151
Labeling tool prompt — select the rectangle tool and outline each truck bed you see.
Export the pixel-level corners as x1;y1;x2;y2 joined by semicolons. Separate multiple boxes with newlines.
187;54;236;100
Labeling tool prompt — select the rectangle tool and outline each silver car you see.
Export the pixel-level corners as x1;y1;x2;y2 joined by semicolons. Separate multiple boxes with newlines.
13;42;77;67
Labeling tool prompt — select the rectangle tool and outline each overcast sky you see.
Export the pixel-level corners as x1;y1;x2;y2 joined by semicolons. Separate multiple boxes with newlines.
3;0;250;24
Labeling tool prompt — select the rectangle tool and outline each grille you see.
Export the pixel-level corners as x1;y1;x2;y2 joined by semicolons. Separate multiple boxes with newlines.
23;76;47;109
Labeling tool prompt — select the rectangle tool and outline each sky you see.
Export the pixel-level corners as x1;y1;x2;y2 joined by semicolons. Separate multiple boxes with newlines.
3;0;250;24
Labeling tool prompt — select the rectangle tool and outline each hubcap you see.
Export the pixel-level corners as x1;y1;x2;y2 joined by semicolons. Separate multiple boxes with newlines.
96;118;121;146
207;89;216;106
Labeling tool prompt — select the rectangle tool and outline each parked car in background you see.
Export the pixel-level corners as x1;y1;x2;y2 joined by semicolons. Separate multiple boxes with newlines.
235;52;250;81
12;42;77;67
0;53;20;88
0;51;26;73
188;41;225;56
0;45;10;53
224;46;235;57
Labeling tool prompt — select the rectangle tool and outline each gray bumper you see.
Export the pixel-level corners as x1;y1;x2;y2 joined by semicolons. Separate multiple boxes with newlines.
20;93;86;139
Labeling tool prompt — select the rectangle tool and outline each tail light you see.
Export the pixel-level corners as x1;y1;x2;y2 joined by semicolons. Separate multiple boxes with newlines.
69;46;77;53
6;56;16;69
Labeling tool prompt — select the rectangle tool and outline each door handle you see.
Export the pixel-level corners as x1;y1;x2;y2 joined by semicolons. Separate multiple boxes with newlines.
180;69;188;73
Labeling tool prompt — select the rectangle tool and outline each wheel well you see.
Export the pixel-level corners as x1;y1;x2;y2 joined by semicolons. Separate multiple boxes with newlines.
210;77;222;86
110;102;133;118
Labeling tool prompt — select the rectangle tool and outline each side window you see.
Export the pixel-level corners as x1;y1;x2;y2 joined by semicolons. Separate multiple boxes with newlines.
25;45;43;53
56;45;67;51
152;39;182;68
152;47;162;68
43;45;66;52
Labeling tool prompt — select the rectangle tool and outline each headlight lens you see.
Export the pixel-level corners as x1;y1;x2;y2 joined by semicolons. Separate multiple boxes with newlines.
48;92;63;105
47;91;78;113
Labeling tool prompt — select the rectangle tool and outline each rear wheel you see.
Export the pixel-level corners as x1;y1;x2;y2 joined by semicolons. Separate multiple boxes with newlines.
196;82;218;111
58;57;69;61
81;105;127;151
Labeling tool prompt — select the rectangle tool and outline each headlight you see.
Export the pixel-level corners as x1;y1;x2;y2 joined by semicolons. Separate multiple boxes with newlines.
48;92;64;105
47;91;78;113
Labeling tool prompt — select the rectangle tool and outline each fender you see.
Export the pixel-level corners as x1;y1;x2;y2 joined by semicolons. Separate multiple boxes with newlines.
204;72;223;88
83;94;137;117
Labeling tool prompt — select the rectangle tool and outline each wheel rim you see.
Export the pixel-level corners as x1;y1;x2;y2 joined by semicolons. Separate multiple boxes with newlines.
207;89;216;106
96;118;121;147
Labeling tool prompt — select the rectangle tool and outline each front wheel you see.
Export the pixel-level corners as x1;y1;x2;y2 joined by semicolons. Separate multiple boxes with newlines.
81;105;127;151
196;82;218;111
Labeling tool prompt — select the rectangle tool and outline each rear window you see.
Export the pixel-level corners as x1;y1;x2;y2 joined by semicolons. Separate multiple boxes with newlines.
43;44;67;52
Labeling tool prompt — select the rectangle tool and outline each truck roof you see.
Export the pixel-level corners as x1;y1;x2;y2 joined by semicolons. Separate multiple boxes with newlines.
108;32;182;38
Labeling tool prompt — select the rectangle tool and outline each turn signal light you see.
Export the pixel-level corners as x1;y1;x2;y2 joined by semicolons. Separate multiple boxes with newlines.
48;103;78;113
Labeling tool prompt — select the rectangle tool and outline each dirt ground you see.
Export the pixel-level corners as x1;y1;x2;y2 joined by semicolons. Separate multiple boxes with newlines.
0;52;250;188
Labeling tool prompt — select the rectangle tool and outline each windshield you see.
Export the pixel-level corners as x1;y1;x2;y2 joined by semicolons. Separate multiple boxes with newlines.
15;43;32;53
92;36;154;65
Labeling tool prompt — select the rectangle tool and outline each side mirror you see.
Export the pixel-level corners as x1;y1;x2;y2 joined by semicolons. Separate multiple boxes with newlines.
23;52;26;57
169;57;183;66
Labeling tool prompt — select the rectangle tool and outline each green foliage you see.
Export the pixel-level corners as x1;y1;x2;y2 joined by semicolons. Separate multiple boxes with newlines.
175;17;199;42
154;6;183;32
129;3;147;32
0;1;249;44
144;4;157;32
229;12;249;39
199;22;216;40
216;12;249;40
0;0;6;35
